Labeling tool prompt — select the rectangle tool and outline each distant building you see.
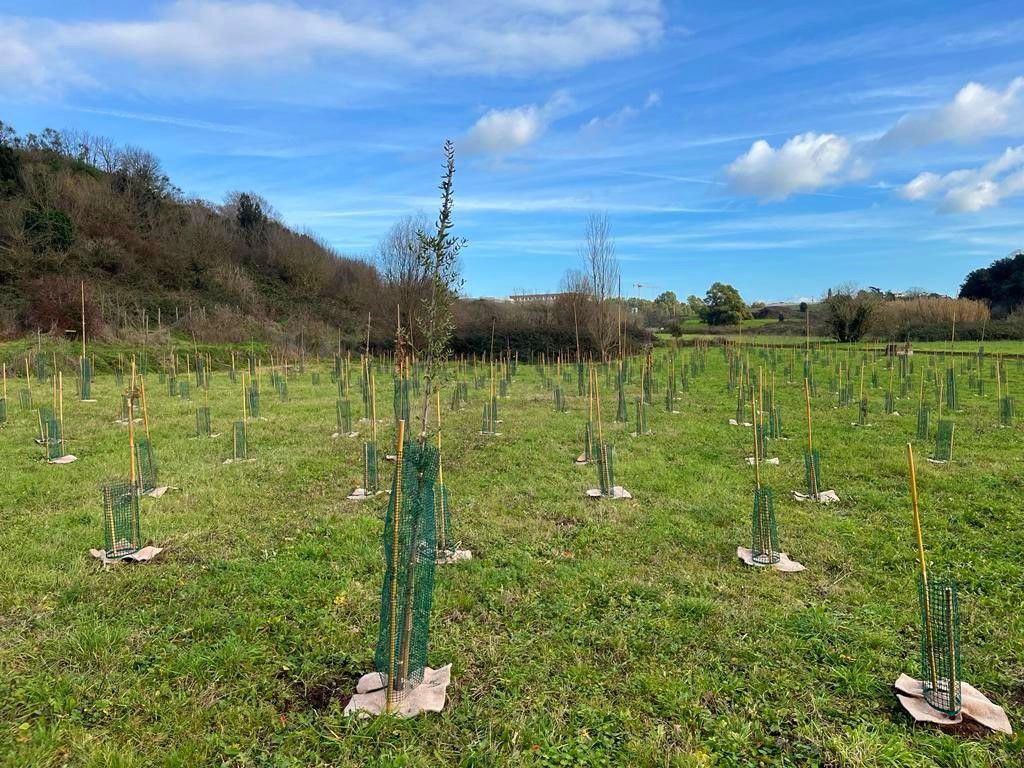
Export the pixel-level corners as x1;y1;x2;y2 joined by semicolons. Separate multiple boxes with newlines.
509;292;566;304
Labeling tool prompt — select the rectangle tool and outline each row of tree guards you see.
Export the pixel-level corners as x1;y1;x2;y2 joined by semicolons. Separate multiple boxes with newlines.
0;332;1015;728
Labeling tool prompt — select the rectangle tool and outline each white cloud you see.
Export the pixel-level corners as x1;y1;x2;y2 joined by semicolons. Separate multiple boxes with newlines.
879;77;1024;148
726;75;1024;202
463;91;573;154
901;172;942;200
0;20;95;97
726;132;853;201
900;145;1024;213
0;1;664;94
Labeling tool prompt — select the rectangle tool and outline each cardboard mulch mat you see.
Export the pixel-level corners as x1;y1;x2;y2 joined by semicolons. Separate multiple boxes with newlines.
344;664;451;718
585;486;632;499
143;485;176;498
346;488;386;501
436;549;472;565
792;490;840;504
736;546;805;572
89;545;164;566
894;674;1013;735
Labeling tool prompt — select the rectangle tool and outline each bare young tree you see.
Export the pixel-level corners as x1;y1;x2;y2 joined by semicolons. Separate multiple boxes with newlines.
376;214;432;347
559;267;591;358
415;141;465;441
578;213;619;360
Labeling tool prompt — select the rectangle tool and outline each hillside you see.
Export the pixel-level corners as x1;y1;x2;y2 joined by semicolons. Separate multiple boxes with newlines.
0;123;380;351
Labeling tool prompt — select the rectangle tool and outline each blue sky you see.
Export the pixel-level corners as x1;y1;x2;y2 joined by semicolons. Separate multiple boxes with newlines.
2;1;1023;302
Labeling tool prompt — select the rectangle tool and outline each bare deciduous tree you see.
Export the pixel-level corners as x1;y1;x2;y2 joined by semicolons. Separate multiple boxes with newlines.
376;214;433;347
578;213;619;360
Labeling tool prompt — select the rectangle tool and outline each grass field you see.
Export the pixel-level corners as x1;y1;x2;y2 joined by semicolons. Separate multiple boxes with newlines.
1;345;1022;766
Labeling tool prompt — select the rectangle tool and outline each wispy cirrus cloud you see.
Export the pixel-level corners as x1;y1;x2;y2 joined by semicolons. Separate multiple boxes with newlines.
581;90;661;134
68;106;275;136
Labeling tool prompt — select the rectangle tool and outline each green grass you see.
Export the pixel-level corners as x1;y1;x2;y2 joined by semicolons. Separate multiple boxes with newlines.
672;333;830;346
884;340;1024;355
1;349;1022;766
677;318;782;332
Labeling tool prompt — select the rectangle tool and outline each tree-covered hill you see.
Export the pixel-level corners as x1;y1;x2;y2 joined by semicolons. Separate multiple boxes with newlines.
0;121;380;349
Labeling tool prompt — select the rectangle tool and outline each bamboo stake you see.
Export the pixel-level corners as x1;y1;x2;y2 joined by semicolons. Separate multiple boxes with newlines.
436;389;445;552
140;375;151;442
996;354;1002;403
907;442;939;693
371;373;377;444
383;418;407;711
804;377;817;496
588;361;594;423
945;586;957;699
758;367;764;440
752;385;770;557
365;312;372;358
128;362;138;489
397;420;421;694
80;281;86;360
752;387;761;490
58;372;64;456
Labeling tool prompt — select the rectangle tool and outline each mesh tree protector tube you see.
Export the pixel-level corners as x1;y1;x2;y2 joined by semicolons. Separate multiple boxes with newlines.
375;424;440;712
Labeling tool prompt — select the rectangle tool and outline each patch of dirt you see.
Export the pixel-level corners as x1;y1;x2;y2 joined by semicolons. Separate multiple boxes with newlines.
297;676;351;711
276;657;362;712
935;718;994;739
